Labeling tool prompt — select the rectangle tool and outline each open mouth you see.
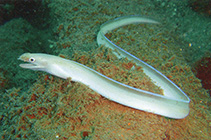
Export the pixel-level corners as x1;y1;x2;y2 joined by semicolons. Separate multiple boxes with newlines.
18;54;39;69
18;56;31;68
18;53;45;70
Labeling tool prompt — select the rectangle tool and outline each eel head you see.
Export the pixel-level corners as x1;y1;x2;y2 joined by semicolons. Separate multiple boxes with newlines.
18;53;47;71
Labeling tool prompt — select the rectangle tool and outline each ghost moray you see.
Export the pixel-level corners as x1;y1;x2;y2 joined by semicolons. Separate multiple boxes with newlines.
19;16;190;119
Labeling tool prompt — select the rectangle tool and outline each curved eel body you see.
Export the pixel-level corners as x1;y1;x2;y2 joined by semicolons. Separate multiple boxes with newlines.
19;16;190;119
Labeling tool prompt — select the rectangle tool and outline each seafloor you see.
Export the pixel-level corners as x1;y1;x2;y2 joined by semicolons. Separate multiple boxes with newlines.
0;0;210;139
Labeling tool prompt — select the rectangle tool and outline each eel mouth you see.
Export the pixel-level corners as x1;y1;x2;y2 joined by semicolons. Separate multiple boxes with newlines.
18;54;40;69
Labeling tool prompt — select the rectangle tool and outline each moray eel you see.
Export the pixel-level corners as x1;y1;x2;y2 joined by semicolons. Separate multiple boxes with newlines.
19;16;190;119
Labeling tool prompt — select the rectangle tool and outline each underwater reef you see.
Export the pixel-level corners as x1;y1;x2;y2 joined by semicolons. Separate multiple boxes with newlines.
0;0;210;139
193;56;211;96
189;0;211;17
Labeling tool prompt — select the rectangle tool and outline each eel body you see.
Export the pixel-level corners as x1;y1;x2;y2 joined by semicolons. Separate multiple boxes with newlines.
19;16;190;119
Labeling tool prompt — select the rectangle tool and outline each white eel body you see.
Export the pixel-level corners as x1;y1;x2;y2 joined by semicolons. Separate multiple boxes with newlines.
19;16;190;119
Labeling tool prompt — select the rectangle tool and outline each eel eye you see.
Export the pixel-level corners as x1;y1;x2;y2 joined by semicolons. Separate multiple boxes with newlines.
29;57;35;63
